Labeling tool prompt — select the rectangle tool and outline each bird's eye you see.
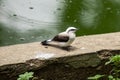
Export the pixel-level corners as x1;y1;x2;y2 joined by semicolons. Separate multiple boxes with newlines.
70;29;75;31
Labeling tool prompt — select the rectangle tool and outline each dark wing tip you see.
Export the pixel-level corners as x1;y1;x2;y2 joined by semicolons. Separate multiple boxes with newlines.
41;40;48;45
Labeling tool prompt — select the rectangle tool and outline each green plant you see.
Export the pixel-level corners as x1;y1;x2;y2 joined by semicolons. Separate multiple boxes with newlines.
105;55;120;66
88;74;104;80
105;55;120;80
107;75;120;80
17;72;34;80
88;55;120;80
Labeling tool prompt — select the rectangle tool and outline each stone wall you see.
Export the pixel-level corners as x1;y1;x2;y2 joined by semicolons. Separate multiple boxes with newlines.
0;32;120;80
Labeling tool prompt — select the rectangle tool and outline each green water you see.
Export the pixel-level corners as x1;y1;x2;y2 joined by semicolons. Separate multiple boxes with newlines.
0;0;120;46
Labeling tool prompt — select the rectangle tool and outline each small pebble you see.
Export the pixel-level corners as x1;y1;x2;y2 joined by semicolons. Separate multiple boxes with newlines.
13;14;17;16
57;8;62;10
20;38;25;41
29;7;34;9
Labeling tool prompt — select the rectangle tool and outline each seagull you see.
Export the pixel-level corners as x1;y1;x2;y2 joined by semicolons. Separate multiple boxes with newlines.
41;27;77;49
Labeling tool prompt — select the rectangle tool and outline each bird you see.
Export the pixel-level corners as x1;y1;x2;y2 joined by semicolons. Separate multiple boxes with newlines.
41;27;77;50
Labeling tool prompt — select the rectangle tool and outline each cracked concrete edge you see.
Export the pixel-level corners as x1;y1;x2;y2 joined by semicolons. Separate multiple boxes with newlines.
0;49;120;78
50;49;120;68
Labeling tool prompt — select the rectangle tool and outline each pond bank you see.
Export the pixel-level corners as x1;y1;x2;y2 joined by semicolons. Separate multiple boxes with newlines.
0;32;120;80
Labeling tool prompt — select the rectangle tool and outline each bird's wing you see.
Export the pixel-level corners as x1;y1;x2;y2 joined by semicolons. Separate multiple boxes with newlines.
52;32;69;42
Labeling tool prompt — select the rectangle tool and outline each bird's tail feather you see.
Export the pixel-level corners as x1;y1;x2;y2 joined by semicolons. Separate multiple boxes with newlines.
41;39;51;45
41;40;48;45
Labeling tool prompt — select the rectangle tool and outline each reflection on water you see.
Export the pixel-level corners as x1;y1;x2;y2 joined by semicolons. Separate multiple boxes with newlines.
0;0;62;46
61;0;120;35
0;0;120;46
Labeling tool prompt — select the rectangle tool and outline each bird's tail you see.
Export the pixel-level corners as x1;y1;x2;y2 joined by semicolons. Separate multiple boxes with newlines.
41;40;48;45
41;39;51;45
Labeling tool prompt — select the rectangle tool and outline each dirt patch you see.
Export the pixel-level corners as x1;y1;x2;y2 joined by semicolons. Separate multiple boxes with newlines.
34;62;112;80
7;62;112;80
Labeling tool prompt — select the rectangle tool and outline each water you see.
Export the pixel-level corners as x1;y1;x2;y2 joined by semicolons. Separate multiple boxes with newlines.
0;0;120;46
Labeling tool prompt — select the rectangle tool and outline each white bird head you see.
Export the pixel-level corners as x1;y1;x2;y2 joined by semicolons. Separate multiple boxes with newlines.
65;27;77;33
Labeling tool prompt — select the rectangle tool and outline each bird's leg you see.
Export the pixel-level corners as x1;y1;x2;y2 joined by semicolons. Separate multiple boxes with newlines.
68;45;72;48
62;46;72;51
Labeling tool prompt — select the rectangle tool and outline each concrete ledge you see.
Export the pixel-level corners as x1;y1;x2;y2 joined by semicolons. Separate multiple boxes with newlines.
0;32;120;80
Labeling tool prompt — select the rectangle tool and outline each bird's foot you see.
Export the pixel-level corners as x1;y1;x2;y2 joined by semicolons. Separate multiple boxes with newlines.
62;46;77;51
62;46;72;51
